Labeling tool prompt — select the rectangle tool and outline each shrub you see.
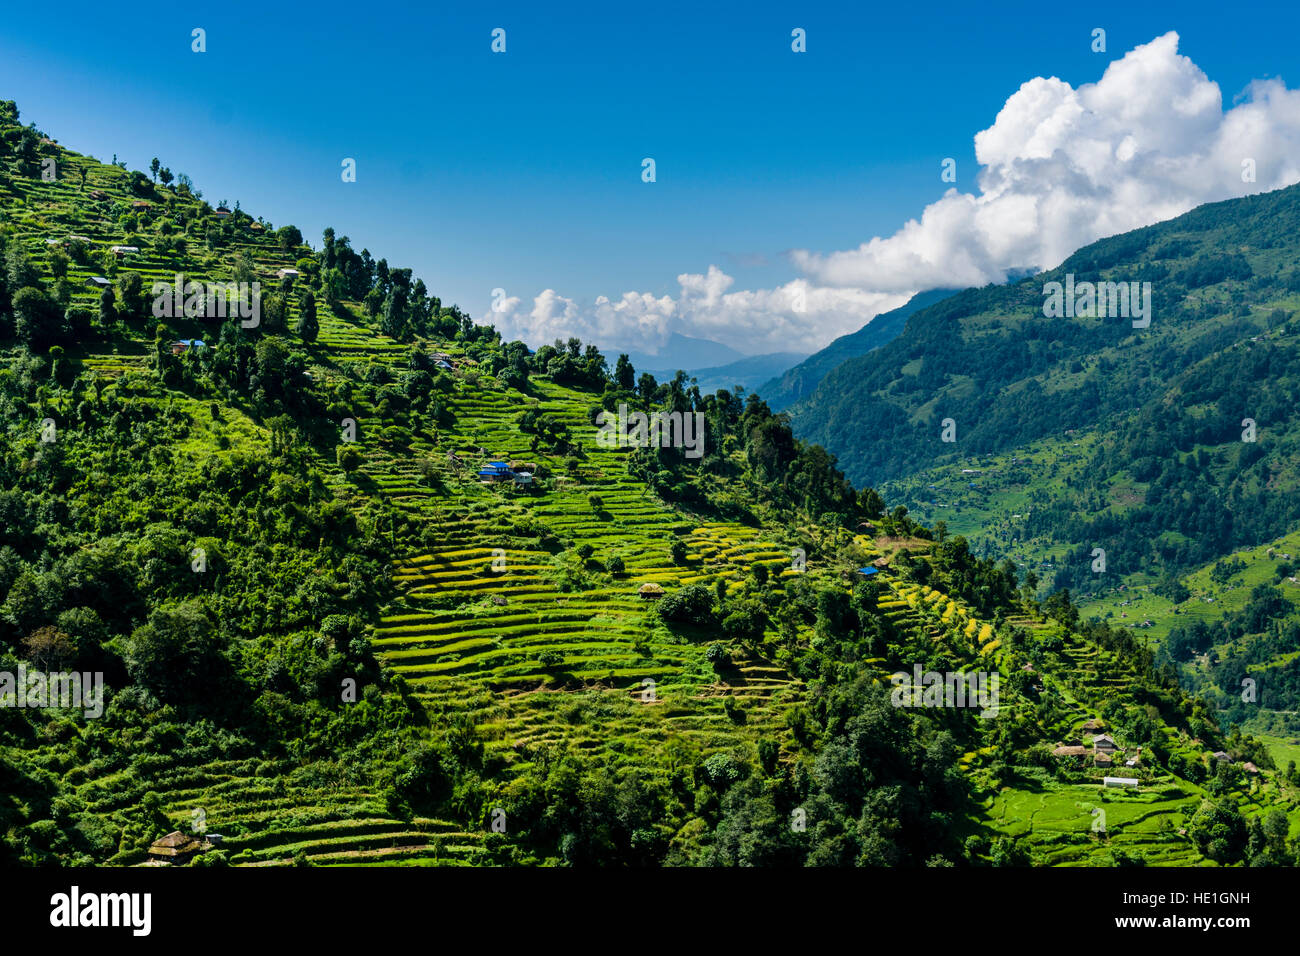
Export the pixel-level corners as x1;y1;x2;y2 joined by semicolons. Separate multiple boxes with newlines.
336;445;363;471
699;753;744;791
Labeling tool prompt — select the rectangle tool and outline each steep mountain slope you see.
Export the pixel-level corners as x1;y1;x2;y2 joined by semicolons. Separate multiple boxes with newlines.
759;288;956;411
786;182;1300;772
791;184;1300;581
2;100;1298;868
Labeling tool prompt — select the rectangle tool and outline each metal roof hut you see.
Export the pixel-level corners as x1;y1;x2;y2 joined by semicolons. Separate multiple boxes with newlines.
476;462;513;483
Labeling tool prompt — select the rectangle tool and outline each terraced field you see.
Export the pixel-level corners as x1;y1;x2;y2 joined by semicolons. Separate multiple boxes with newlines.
984;783;1205;866
52;736;490;866
329;352;810;782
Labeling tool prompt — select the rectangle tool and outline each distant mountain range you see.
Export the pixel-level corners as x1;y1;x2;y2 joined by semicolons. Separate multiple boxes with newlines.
616;333;745;374
641;350;810;395
614;333;807;395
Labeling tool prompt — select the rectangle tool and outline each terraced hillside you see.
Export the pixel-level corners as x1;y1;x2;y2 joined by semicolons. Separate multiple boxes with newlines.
4;100;1300;868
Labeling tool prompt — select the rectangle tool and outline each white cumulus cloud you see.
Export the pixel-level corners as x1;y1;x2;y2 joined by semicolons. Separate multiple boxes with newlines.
794;32;1300;291
485;32;1300;358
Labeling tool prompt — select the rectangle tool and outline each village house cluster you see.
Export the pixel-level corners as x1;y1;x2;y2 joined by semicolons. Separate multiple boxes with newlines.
1051;718;1139;773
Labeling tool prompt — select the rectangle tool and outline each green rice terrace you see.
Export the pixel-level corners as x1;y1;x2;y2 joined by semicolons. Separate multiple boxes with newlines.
4;99;1300;867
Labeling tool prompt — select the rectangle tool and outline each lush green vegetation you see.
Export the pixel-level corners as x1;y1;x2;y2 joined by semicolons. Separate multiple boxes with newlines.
794;186;1300;592
3;100;1299;867
781;177;1300;779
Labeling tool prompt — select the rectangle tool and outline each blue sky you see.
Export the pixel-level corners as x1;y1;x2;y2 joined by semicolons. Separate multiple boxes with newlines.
2;1;1298;356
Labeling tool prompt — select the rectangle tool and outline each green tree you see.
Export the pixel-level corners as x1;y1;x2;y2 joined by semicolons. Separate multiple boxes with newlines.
254;336;289;381
722;600;768;643
47;249;70;279
6;248;40;290
123;602;224;703
658;583;715;626
277;225;303;251
295;289;319;343
98;286;117;330
337;445;363;471
614;353;635;390
261;294;288;335
117;271;145;323
12;287;62;347
1188;797;1248;864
